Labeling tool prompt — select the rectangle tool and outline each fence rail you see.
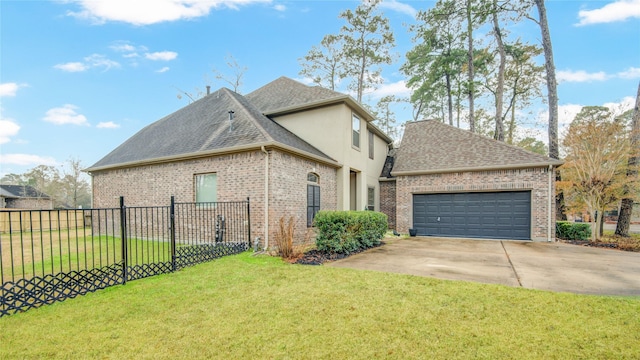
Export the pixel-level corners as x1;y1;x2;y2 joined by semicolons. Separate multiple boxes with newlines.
0;197;250;317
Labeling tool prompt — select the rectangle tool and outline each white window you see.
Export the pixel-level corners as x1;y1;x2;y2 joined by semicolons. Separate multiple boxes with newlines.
367;187;375;211
195;173;217;203
368;130;374;159
352;114;361;149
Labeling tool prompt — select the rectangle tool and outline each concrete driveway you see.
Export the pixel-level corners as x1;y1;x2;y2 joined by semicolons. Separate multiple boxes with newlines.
328;237;640;296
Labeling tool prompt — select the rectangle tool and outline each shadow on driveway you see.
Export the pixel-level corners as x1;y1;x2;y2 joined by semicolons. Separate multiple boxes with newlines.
328;237;640;296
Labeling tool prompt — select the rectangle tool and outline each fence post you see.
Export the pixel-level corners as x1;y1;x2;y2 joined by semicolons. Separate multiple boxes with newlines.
120;196;127;285
170;196;176;271
246;197;251;248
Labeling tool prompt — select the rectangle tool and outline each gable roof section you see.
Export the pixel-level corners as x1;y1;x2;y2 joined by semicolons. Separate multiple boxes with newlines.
247;76;376;120
392;120;562;176
0;185;50;199
87;88;338;172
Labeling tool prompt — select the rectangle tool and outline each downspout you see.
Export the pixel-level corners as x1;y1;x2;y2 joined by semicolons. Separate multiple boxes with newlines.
261;146;269;250
548;164;553;242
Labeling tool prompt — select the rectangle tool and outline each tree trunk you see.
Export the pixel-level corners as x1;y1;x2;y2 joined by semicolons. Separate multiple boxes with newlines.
534;0;564;219
466;0;475;133
615;82;640;236
446;73;453;126
534;0;559;159
492;2;505;141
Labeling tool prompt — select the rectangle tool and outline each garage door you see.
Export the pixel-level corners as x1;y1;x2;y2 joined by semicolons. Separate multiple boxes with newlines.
412;191;531;240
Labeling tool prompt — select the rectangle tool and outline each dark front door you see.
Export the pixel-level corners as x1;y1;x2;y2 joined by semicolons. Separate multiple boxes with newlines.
412;191;531;240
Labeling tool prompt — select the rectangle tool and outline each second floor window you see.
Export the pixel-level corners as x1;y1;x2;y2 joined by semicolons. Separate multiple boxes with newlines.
352;114;360;149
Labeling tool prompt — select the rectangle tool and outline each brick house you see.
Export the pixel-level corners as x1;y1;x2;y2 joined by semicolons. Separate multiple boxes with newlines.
0;185;53;210
87;77;392;248
88;77;562;245
381;120;562;242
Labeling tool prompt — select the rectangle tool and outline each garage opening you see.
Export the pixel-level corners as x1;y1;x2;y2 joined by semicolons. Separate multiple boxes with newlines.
412;191;531;240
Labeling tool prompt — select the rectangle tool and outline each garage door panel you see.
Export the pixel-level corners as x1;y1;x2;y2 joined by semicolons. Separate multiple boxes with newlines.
413;191;531;240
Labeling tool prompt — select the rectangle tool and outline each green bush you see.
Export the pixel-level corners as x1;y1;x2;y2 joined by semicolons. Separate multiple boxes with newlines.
556;221;591;240
314;211;388;254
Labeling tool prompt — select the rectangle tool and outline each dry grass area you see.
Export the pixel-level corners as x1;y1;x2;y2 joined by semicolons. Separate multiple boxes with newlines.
600;232;640;252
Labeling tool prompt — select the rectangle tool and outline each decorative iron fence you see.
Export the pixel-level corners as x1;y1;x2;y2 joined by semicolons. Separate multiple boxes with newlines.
0;197;250;317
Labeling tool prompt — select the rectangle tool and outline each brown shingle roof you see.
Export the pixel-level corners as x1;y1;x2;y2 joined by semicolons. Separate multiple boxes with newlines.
246;76;349;115
87;88;337;171
392;120;562;175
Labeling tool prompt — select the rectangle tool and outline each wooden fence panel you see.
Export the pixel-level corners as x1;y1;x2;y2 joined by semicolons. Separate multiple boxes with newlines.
0;210;87;233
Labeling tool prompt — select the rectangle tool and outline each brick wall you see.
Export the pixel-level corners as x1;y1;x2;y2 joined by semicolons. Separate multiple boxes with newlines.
5;198;53;210
91;149;338;248
379;180;396;230
395;167;556;241
267;150;337;247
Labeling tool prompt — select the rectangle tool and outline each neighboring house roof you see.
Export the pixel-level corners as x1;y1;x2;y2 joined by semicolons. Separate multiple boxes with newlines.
392;120;563;176
0;184;51;199
87;87;339;172
246;76;392;143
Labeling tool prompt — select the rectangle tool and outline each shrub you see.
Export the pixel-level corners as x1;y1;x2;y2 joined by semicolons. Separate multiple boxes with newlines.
315;211;387;254
556;221;591;241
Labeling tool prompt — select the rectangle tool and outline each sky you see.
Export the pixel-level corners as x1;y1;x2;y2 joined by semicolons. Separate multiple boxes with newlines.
1;0;639;179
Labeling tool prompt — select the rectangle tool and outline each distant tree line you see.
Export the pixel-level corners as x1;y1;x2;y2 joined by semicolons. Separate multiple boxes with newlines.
1;159;91;209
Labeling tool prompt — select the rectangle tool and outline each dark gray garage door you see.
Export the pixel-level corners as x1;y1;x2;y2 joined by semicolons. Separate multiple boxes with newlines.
413;191;531;240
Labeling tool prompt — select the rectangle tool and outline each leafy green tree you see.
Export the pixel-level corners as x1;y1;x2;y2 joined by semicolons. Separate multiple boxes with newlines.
339;0;395;103
402;1;466;126
371;95;399;140
299;35;344;91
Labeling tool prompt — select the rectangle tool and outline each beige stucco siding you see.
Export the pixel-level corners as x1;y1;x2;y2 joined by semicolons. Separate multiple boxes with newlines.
271;103;389;211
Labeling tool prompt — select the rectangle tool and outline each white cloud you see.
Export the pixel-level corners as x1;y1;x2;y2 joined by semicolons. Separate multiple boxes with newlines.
556;70;608;83
0;82;25;97
603;96;635;115
0;154;58;166
379;0;417;17
97;121;121;129
273;4;285;11
618;67;640;79
54;54;120;72
367;80;411;99
156;66;170;73
54;62;88;72
0;119;20;144
576;0;640;26
145;51;178;61
66;0;272;26
43;104;89;126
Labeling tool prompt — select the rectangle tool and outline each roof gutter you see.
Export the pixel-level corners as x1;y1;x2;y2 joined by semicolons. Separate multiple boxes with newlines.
263;95;377;122
391;161;564;177
85;141;342;173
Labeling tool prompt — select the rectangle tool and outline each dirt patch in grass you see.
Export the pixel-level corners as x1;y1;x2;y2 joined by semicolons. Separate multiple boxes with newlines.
294;242;384;265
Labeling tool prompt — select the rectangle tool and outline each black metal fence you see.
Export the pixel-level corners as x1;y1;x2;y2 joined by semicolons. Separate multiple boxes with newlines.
0;196;250;317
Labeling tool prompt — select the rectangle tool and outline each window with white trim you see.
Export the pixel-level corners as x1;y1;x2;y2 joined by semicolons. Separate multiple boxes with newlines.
352;114;361;149
195;173;217;203
367;186;375;211
368;130;374;159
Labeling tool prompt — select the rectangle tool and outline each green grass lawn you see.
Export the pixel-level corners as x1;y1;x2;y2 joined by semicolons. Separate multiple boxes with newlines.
1;252;639;359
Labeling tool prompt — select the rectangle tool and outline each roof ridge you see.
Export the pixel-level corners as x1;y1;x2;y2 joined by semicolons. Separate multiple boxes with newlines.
418;120;556;161
224;88;274;142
